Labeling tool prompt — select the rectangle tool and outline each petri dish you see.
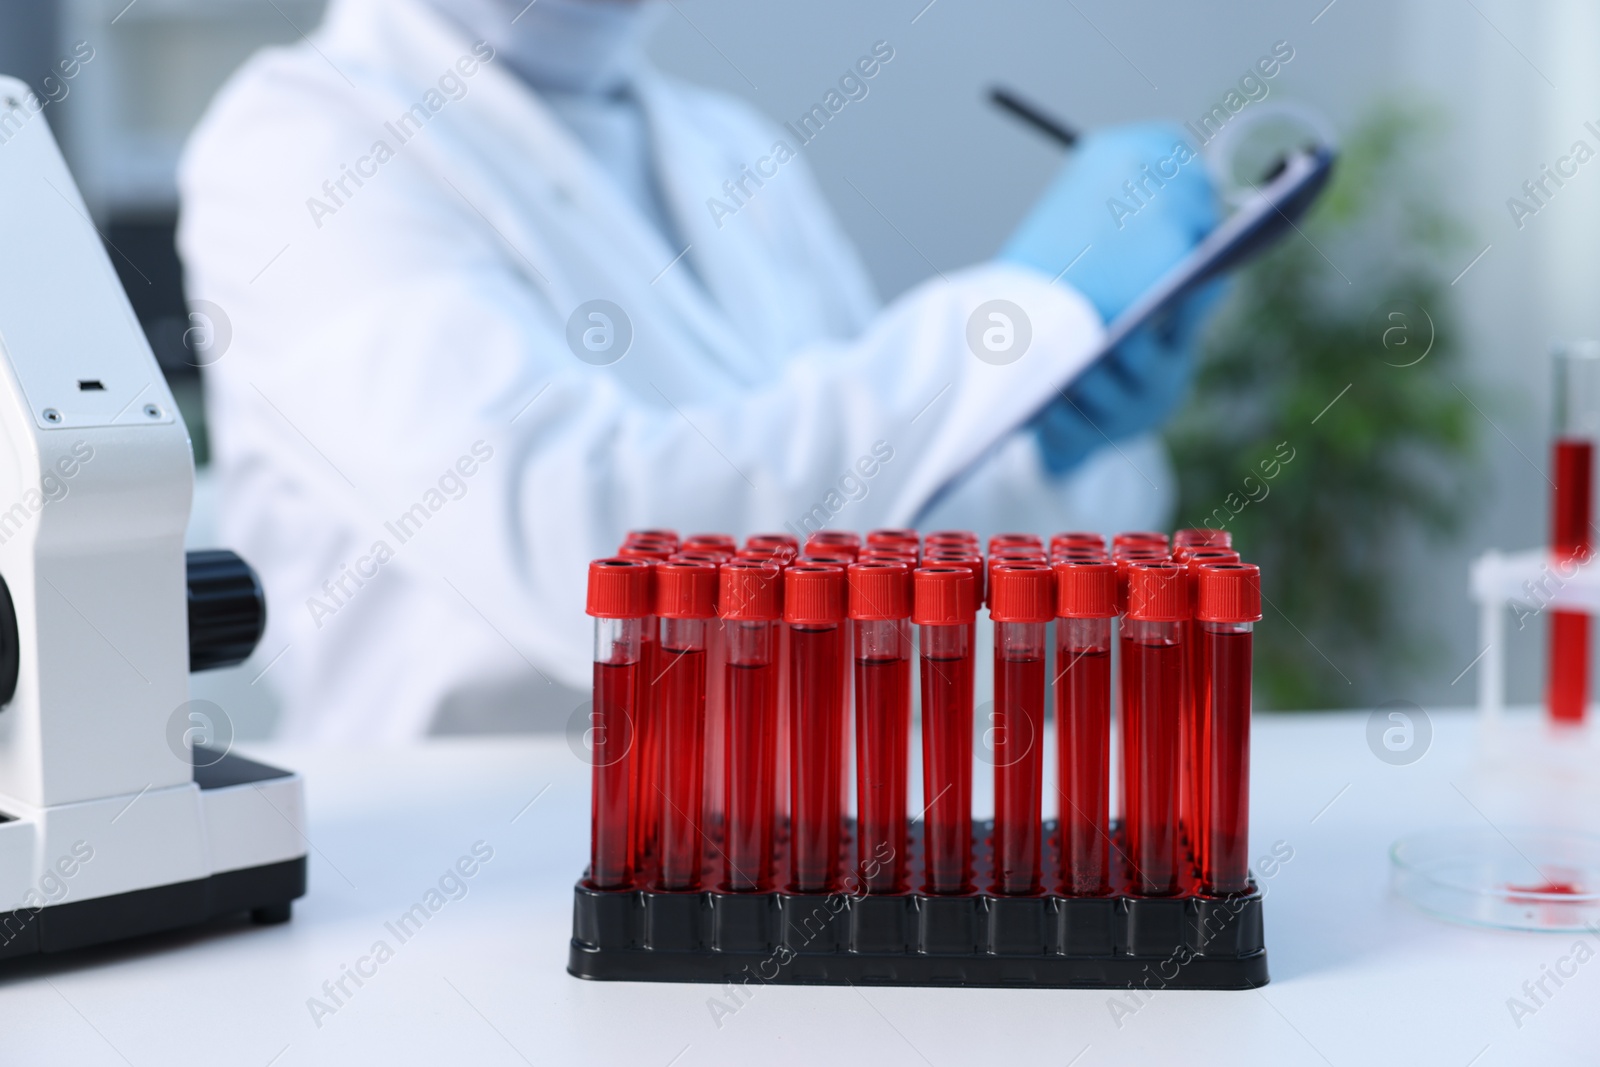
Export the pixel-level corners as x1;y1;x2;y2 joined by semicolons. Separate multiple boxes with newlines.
1391;828;1600;932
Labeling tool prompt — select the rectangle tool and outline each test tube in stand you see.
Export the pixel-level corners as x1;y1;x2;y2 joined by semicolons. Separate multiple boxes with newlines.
1180;547;1240;875
1549;342;1600;724
1197;563;1262;895
584;558;654;889
720;559;783;892
989;562;1055;895
1054;559;1117;896
652;560;718;891
914;564;978;894
848;561;913;893
785;564;848;894
1121;562;1187;896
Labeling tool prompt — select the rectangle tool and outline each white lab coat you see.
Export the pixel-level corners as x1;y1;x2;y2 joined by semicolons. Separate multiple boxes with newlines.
177;0;1172;741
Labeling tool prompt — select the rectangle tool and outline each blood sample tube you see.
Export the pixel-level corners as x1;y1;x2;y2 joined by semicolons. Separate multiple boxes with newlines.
720;559;783;892
1180;548;1241;871
914;565;978;894
584;558;653;889
630;559;663;885
1054;559;1116;896
1549;343;1600;724
785;564;848;893
989;562;1054;895
849;561;913;893
1197;563;1261;895
1121;562;1188;896
652;561;718;891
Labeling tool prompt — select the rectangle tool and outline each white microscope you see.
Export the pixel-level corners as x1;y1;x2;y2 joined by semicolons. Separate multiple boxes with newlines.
0;75;305;960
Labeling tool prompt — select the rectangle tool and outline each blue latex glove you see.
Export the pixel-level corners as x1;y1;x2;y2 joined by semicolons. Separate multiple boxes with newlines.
999;123;1224;474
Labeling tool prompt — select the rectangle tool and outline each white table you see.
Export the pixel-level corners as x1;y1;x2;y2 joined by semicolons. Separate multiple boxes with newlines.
0;708;1591;1066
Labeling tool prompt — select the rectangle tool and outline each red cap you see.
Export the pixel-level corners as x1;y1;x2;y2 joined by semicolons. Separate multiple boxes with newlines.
719;559;783;621
626;528;679;546
866;528;920;547
925;530;979;547
784;564;846;626
1051;531;1105;548
618;543;673;561
1053;545;1107;563
1174;528;1232;550
991;544;1046;561
1197;563;1263;622
1054;559;1116;618
926;553;984;605
1113;543;1170;562
988;532;1043;552
1126;562;1188;621
586;558;654;618
671;550;725;563
800;548;856;565
847;561;911;620
1184;550;1242;609
655;561;718;619
912;565;977;625
989;562;1055;623
737;545;796;563
683;533;737;554
805;531;860;558
747;533;799;551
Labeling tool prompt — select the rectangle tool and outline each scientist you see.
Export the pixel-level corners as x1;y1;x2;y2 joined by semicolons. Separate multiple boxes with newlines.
178;0;1221;740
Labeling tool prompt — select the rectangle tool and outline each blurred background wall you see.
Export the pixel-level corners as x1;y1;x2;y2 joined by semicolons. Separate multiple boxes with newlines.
0;0;1582;729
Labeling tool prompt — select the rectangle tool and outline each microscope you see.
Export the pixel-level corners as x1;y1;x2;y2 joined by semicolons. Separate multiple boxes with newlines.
0;75;305;960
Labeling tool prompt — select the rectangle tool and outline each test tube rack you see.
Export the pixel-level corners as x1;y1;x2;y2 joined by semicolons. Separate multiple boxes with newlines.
570;528;1268;989
569;820;1266;988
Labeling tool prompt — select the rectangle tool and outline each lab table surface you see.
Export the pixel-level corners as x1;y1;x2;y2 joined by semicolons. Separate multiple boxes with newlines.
0;707;1592;1066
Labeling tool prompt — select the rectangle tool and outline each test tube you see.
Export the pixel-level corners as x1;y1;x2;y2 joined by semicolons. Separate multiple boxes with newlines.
1180;548;1240;872
584;558;653;889
849;561;913;893
720;559;783;892
990;562;1054;895
1121;562;1187;896
1197;563;1262;894
652;561;718;891
1549;343;1600;724
785;564;848;893
1054;560;1116;896
914;565;978;894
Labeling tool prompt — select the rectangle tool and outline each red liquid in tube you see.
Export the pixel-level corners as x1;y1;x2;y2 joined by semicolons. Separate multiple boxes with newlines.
1054;560;1116;896
652;561;718;891
1550;437;1594;723
720;561;783;892
1121;563;1187;896
632;620;660;885
585;558;653;889
849;562;912;893
990;563;1054;896
914;565;978;894
1197;564;1262;895
785;564;848;894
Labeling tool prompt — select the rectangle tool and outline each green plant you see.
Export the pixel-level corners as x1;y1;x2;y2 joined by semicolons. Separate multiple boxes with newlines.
1166;102;1481;709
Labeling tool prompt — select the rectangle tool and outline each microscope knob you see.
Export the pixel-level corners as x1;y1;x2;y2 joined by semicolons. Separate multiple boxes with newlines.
187;549;267;672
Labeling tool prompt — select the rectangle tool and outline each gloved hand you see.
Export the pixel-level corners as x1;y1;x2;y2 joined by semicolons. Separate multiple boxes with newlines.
998;123;1224;474
1029;280;1225;475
